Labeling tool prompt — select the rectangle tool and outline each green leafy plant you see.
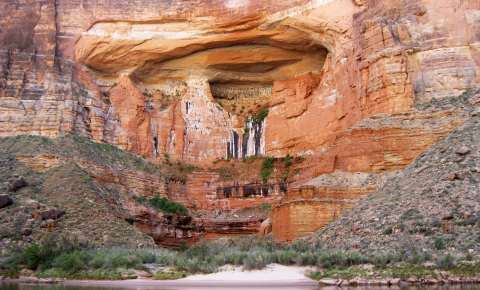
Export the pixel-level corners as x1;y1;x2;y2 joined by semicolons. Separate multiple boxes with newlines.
262;157;275;169
261;170;272;180
148;195;188;215
283;154;292;167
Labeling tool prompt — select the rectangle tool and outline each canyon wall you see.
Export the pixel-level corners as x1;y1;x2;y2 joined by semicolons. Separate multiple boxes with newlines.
1;0;480;244
1;0;477;166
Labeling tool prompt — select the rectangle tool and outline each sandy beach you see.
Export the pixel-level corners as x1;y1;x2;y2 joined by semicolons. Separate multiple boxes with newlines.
24;264;320;289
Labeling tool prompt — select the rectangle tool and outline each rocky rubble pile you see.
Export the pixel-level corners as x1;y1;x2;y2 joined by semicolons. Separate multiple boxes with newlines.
310;92;480;259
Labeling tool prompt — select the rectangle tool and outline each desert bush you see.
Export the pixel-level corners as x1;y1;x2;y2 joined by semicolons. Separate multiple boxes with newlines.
436;253;455;269
434;237;446;250
261;170;272;180
262;157;275;169
148;195;188;215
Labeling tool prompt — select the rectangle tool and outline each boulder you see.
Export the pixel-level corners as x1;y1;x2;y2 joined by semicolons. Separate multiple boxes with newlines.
442;214;454;220
389;278;401;285
20;269;33;277
258;218;273;237
319;278;338;285
0;195;13;209
40;208;59;220
21;228;32;236
458;169;472;179
447;173;457;181
8;177;28;192
456;147;471;156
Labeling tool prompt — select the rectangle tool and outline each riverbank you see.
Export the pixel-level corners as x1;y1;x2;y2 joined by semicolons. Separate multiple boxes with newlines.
2;264;319;288
3;262;480;289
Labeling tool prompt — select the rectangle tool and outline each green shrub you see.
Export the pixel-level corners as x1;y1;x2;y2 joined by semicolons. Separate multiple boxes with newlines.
283;154;292;167
261;170;272;180
436;253;455;269
383;227;393;235
256;109;268;120
55;251;91;272
148;195;188;215
244;127;250;133
102;98;111;105
243;253;268;270
434;238;446;250
262;157;275;169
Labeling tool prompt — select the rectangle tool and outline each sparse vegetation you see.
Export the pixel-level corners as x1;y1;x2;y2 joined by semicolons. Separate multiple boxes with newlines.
261;170;272;180
283;154;292;167
2;234;478;281
148;195;188;215
262;156;275;169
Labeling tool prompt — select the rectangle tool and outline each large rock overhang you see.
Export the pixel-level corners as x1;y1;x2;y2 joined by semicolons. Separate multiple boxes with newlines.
74;18;330;91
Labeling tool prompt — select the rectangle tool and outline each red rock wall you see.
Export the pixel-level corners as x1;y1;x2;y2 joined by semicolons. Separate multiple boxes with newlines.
272;184;376;243
1;0;480;245
2;0;478;167
272;200;356;243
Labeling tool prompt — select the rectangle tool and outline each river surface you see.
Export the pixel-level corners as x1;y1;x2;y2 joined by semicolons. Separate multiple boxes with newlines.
3;281;480;290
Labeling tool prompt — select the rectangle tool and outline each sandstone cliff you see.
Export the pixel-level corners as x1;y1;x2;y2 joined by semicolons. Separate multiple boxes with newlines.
1;0;480;245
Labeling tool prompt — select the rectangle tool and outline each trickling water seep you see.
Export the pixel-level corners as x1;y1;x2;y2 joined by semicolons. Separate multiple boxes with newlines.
227;118;265;158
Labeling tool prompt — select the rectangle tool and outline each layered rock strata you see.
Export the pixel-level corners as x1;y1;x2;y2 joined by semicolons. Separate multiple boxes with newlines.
1;0;478;166
1;0;480;245
272;171;391;242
